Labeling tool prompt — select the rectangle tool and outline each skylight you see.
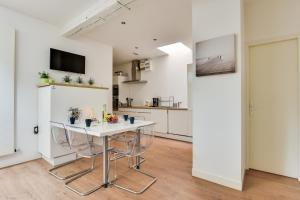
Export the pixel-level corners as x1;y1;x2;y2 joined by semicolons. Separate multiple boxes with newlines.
157;42;191;55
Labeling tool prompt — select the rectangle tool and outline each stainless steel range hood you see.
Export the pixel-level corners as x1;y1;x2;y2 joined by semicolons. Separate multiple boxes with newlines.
123;60;148;84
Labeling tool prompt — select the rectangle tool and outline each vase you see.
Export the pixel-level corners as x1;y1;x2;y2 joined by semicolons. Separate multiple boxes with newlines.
70;117;76;124
40;78;49;84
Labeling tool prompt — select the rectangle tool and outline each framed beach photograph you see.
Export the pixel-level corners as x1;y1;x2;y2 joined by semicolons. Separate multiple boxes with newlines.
195;34;236;77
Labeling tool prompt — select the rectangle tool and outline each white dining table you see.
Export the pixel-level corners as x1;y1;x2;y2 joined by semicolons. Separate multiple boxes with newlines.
54;119;155;188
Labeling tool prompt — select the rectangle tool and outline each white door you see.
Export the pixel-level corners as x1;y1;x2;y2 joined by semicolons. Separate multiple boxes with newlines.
249;39;299;178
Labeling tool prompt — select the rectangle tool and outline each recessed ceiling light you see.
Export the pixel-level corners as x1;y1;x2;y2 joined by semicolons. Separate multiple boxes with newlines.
153;38;157;41
133;52;139;56
121;21;126;25
135;46;139;49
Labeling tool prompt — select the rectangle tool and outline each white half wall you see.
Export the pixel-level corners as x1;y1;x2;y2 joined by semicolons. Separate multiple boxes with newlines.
114;48;192;108
192;0;245;190
0;6;113;168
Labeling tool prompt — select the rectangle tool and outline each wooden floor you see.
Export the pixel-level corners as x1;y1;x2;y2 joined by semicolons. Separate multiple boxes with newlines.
1;137;300;200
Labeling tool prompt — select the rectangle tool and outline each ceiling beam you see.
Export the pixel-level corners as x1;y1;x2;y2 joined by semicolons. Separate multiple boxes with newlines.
61;0;136;37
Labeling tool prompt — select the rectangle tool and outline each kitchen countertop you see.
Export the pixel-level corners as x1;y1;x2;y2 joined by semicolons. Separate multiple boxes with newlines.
118;106;189;111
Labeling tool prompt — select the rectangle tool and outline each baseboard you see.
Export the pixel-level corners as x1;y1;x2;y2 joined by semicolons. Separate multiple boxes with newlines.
154;132;192;142
0;153;41;169
42;153;76;167
192;168;243;191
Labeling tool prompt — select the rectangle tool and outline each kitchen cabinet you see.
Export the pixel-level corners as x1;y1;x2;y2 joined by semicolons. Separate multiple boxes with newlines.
118;108;151;121
150;110;168;133
118;108;167;133
168;110;192;137
117;107;192;141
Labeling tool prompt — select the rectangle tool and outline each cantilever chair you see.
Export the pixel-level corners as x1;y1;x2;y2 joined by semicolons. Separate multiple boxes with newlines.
111;124;157;194
109;116;146;168
65;125;112;196
49;121;92;180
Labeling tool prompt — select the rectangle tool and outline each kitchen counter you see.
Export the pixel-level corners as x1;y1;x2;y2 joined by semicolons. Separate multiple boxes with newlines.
118;106;188;111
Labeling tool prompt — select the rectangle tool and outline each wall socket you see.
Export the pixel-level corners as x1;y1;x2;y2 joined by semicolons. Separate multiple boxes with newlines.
34;126;39;134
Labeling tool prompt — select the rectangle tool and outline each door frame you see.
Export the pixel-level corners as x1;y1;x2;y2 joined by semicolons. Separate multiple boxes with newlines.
246;35;300;180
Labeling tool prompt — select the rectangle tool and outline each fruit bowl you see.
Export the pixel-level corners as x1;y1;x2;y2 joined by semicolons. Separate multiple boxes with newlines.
105;114;118;123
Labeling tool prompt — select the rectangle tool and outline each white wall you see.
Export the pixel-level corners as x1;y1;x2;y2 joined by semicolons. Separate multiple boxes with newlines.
245;0;300;43
192;0;245;190
0;25;15;157
0;6;113;168
114;48;192;108
244;0;300;172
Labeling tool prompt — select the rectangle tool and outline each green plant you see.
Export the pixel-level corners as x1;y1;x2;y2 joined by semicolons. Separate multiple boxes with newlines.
68;107;80;120
38;71;49;79
76;76;83;84
63;75;72;83
88;78;94;85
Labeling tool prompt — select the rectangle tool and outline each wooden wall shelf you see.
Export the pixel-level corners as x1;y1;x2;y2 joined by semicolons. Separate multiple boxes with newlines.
37;83;109;90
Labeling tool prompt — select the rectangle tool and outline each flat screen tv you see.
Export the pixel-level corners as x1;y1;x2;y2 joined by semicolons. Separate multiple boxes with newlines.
50;48;85;74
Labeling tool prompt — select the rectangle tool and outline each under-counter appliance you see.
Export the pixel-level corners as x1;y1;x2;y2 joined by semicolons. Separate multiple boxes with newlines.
152;98;160;107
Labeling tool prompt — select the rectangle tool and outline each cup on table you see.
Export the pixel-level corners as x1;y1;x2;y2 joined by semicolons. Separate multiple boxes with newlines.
129;117;135;124
85;119;92;127
123;114;129;121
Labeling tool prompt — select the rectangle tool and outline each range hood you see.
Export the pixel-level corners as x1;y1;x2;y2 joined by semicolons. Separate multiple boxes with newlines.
123;60;148;84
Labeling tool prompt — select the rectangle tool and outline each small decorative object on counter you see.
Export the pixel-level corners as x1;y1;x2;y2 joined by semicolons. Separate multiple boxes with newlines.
38;71;49;84
63;75;72;83
129;117;135;124
68;107;80;124
76;76;83;84
88;78;94;85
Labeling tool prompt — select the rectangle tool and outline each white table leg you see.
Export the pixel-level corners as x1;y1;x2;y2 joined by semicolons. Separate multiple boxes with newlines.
103;136;109;188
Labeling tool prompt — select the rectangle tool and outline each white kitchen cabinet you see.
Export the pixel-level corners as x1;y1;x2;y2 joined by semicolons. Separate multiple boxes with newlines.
168;110;192;136
117;108;151;121
151;110;168;133
119;108;167;133
117;107;192;141
38;85;110;166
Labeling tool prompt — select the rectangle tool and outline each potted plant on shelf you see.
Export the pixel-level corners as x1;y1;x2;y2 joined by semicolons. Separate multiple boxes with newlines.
88;78;94;86
76;76;83;84
38;71;49;84
63;75;72;84
68;107;80;124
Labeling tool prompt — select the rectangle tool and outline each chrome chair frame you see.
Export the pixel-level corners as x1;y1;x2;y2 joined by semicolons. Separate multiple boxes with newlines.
111;125;157;194
64;125;113;196
48;121;92;180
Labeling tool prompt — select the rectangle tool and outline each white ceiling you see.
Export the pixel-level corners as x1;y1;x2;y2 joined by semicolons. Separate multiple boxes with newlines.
85;0;192;65
0;0;104;27
0;0;192;65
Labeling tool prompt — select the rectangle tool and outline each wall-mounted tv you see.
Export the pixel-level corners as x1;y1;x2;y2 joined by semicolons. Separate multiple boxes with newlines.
50;48;85;74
